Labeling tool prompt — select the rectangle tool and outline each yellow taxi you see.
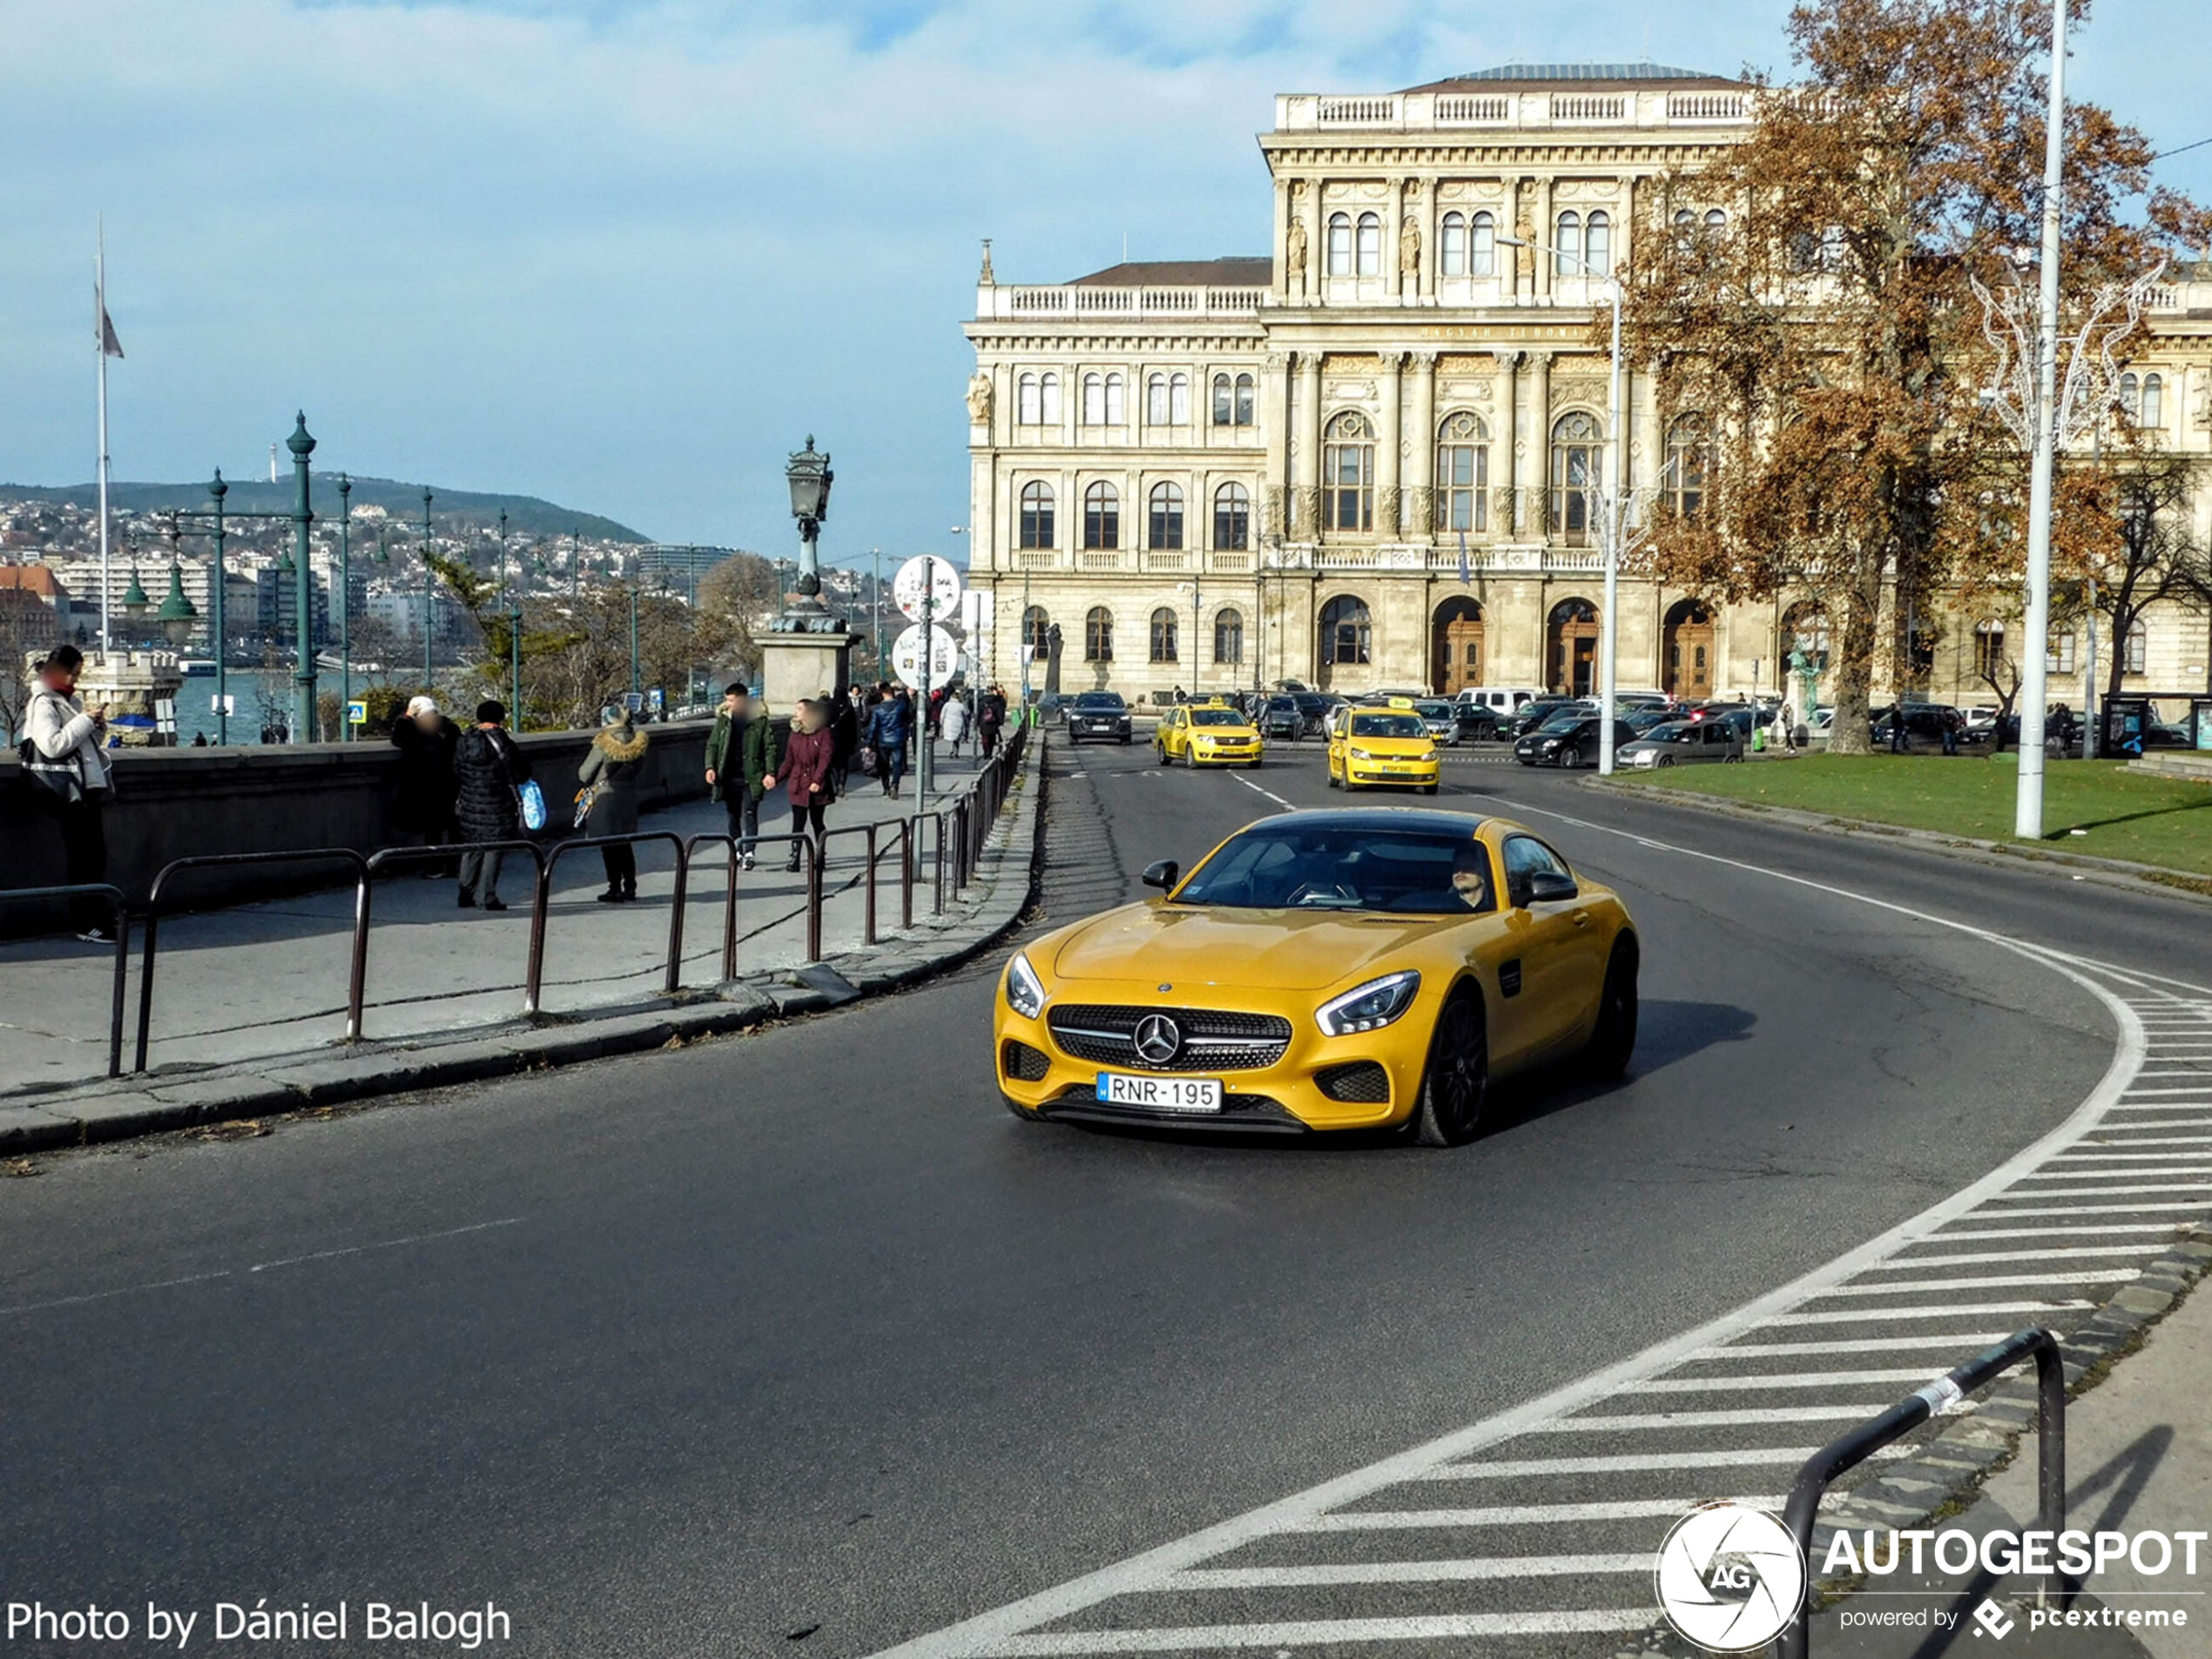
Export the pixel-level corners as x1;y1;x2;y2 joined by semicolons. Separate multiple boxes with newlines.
1326;698;1441;794
1155;699;1264;768
994;808;1639;1145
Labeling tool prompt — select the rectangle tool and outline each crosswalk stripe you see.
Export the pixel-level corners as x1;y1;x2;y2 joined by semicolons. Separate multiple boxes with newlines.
1758;1299;2093;1325
1419;1446;1919;1479
1871;1244;2169;1266
1549;1405;1958;1429
1965;1201;2208;1217
1152;1554;1650;1589
1291;1497;1783;1529
1927;1224;2189;1240
975;1609;1661;1655
1806;1270;2141;1294
1624;1369;1943;1393
1692;1335;2009;1357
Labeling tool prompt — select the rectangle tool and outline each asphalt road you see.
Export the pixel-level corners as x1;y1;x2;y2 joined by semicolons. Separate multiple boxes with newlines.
0;736;2186;1658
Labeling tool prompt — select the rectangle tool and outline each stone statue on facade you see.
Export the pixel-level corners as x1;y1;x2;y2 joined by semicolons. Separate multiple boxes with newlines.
1285;191;1309;287
1400;216;1421;279
966;372;993;425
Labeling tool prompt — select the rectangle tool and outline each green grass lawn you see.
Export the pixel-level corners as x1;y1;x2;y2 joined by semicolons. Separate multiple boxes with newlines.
1625;752;2212;875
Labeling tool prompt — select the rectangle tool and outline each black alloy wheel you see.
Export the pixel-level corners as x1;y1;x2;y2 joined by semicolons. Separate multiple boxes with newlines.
1413;988;1487;1147
1559;745;1582;769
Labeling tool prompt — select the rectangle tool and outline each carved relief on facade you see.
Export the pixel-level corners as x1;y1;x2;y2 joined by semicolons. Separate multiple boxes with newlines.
1406;486;1433;536
1435;180;1506;203
1378;485;1401;539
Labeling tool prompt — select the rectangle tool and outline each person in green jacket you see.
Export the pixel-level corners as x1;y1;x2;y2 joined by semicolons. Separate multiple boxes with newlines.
705;682;744;837
728;687;780;870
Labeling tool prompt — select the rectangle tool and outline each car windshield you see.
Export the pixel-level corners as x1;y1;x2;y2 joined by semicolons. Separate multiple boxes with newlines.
1646;722;1700;744
1190;708;1245;726
1266;698;1296;711
1348;713;1426;738
1176;824;1494;914
1074;693;1123;710
1535;713;1586;732
1414;701;1452;718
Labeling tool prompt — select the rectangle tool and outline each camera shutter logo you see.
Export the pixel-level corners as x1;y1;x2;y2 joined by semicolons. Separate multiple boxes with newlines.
1654;1501;1806;1653
1133;1014;1183;1065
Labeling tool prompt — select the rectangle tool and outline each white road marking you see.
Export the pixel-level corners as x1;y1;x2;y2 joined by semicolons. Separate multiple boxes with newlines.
2051;1151;2212;1161
0;1269;234;1319
1153;1554;1650;1588
1622;1368;1974;1393
1759;1300;2092;1325
1868;1244;2171;1266
1418;1446;1919;1479
1965;1200;2209;1217
1291;1497;1783;1530
1806;1271;2142;1294
1927;1222;2194;1238
1231;773;1298;812
975;1610;1658;1656
1689;1335;2011;1358
1548;1406;1966;1432
246;1216;525;1273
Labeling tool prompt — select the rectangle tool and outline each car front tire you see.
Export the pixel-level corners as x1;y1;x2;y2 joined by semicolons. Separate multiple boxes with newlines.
1559;745;1582;769
1413;987;1487;1147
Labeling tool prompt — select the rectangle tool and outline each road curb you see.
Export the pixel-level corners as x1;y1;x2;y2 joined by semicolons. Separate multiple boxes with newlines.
0;738;1049;1158
1584;775;2212;908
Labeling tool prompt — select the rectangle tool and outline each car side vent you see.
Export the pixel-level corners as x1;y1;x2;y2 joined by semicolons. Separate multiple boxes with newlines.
1002;1041;1052;1082
1316;1062;1391;1103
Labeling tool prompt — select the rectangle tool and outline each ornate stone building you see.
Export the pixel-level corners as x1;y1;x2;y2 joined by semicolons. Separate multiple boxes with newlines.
963;62;2212;709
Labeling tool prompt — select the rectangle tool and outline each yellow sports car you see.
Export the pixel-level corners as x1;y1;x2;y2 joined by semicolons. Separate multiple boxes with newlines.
1156;700;1264;768
1327;699;1441;793
995;808;1638;1145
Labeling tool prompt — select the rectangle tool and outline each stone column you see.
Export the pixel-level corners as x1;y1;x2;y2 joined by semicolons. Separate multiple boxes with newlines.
1420;185;1440;302
1534;178;1554;301
1493;350;1521;536
1527;349;1554;536
1634;360;1662;506
1298;351;1324;538
1408;351;1438;539
1263;350;1291;544
1378;351;1405;538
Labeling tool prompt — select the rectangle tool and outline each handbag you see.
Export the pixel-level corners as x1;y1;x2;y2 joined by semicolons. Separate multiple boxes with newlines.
572;781;605;829
859;743;880;778
18;693;87;804
516;778;548;833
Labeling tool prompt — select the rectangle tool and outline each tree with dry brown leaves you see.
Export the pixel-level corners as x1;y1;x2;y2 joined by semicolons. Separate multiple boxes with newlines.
1621;0;2207;752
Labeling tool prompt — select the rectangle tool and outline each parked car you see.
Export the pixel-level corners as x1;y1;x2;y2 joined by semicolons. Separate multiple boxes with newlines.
1291;692;1341;736
1065;690;1133;744
1412;698;1460;745
1456;685;1546;721
1618;719;1747;768
1514;716;1641;769
1622;705;1677;736
1453;704;1503;742
1509;697;1583;738
1869;703;1963;750
1258;695;1305;740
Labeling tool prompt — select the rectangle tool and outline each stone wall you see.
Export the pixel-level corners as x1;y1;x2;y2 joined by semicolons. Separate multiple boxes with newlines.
0;719;718;926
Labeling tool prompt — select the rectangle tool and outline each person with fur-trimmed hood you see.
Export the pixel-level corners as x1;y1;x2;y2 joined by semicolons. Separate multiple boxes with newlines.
578;707;649;902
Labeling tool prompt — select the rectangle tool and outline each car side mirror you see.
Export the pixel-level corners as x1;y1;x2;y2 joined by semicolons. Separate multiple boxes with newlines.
1142;860;1180;892
1524;869;1578;904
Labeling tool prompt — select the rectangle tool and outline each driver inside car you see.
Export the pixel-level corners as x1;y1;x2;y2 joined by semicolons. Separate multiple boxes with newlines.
1450;843;1491;911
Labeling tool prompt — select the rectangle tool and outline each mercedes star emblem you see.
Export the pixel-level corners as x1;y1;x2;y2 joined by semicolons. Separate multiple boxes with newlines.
1132;1014;1184;1066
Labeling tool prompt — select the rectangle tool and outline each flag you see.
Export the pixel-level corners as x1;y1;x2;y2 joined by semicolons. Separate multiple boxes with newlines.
1456;529;1469;585
99;301;124;359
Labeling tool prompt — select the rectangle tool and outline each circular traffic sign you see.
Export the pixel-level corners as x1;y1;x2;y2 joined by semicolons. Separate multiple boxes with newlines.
892;624;961;685
894;556;962;623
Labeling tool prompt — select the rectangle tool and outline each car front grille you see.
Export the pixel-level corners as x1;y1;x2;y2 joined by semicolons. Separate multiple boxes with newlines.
1046;1004;1293;1072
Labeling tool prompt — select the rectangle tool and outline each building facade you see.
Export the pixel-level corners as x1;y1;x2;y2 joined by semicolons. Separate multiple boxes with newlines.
963;62;2212;710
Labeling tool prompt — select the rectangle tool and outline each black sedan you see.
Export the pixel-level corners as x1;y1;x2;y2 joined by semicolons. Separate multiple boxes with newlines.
1258;695;1305;740
1065;691;1133;744
1514;717;1640;769
1453;705;1501;742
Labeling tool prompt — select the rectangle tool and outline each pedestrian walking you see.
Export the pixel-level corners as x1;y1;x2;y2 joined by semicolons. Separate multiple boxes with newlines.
23;644;117;941
705;682;747;843
868;685;912;798
578;707;649;902
941;691;969;760
389;694;460;867
774;698;836;872
1939;706;1961;756
977;687;1004;761
453;699;530;911
829;686;860;786
737;688;779;869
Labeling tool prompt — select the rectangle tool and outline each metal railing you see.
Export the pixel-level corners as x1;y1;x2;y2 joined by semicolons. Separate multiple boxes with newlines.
1;884;130;1078
529;832;688;1010
360;840;548;1036
674;831;821;977
1779;1326;2065;1658
136;850;370;1073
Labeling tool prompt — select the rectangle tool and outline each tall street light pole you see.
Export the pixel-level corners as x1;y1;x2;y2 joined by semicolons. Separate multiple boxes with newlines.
497;509;509;604
338;474;353;741
286;413;317;745
209;469;229;745
2016;0;2068;840
1500;233;1627;774
421;488;435;691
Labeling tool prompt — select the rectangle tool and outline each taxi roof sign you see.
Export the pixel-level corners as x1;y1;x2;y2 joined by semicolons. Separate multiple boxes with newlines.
1387;696;1417;711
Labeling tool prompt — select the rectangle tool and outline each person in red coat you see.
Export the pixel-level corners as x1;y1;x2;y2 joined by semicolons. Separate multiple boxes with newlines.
773;699;837;873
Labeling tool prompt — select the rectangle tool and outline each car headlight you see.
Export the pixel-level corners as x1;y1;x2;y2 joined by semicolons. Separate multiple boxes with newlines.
1349;745;1373;760
1317;970;1422;1036
1418;749;1437;762
1540;738;1561;751
1005;952;1047;1021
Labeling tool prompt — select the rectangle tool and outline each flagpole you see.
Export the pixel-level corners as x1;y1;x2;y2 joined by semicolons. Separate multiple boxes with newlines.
96;216;112;652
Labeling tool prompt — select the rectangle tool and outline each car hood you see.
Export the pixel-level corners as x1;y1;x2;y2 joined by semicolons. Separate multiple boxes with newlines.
1046;903;1423;991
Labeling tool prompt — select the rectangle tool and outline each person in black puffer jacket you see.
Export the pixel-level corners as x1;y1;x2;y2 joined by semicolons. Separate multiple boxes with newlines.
453;700;531;911
577;709;650;902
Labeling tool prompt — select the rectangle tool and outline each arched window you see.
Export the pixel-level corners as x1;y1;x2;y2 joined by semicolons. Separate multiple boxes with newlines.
1147;374;1170;425
1147;481;1184;550
1704;207;1726;234
1470;210;1495;277
1084;606;1114;662
1082;480;1119;549
1212;373;1234;425
1356;212;1381;276
1018;480;1055;549
1233;373;1254;425
1022;605;1049;659
1549;413;1602;545
1675;207;1696;230
2125;617;2148;675
1583;210;1610;277
1039;372;1061;424
1323;411;1374;533
1318;595;1371;666
1103;373;1124;424
2142;373;2164;428
1150;607;1178;664
1440;212;1466;276
1017;373;1041;425
1213;482;1250;550
1973;619;2007;684
2120;372;2140;422
1661;415;1709;520
1326;212;1352;276
1082;373;1105;425
1434;411;1489;533
1213;609;1244;665
1170;372;1190;425
1554;211;1582;275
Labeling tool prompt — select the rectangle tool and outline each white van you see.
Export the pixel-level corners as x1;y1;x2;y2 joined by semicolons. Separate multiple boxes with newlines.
1455;686;1544;717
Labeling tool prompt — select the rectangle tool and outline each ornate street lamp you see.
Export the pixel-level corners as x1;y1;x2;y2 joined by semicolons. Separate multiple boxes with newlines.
156;558;198;647
784;435;833;617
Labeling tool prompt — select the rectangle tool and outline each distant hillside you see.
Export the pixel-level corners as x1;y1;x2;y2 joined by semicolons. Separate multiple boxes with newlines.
0;475;650;543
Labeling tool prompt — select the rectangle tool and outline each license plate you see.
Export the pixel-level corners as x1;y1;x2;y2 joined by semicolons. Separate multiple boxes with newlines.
1096;1072;1224;1113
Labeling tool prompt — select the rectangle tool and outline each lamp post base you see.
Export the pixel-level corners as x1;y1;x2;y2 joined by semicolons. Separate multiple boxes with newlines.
758;624;859;716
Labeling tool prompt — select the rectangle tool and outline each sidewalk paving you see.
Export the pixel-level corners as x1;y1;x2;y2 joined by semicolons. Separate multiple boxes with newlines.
0;743;1011;1108
1813;1266;2212;1658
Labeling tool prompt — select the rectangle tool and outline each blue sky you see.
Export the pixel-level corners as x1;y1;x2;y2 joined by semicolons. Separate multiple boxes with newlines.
2;0;2205;563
